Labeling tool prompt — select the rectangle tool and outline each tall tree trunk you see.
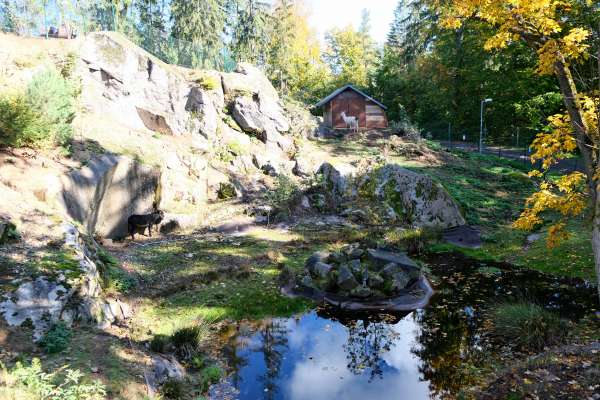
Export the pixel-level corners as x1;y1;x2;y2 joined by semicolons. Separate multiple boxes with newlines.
553;57;600;304
593;187;600;304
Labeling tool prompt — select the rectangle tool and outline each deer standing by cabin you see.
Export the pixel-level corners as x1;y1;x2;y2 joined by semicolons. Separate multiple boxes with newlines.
340;111;359;133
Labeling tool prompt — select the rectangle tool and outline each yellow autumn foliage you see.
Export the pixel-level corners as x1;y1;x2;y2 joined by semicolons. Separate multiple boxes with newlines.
440;0;597;249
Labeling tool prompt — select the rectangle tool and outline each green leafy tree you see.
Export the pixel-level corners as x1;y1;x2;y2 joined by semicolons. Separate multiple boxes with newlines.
229;0;271;64
323;22;377;89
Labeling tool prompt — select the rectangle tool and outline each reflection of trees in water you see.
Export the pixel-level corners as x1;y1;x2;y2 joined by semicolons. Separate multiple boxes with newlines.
222;319;289;396
411;303;483;397
343;319;399;381
257;319;289;400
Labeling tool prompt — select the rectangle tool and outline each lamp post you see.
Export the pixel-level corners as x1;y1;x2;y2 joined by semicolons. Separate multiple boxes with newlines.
479;98;492;153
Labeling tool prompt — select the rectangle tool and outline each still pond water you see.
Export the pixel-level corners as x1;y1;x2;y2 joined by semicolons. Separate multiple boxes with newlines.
212;253;595;400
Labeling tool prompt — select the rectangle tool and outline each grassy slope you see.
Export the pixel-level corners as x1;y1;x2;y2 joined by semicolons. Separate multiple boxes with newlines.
418;149;594;281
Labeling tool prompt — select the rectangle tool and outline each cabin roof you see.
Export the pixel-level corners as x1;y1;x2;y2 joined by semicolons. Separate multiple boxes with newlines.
315;84;387;110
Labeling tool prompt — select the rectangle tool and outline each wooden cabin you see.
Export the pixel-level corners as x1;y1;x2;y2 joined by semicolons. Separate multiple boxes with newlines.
316;84;388;130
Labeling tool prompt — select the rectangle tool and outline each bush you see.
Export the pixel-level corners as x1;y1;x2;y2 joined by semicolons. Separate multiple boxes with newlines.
38;322;72;354
0;358;106;400
0;68;76;150
150;334;170;353
0;94;47;147
199;365;222;392
170;321;210;360
491;302;569;351
265;174;301;220
26;68;76;147
390;119;422;141
160;378;185;399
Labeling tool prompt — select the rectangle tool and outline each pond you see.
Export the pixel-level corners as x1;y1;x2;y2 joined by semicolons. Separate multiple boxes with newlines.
211;253;596;400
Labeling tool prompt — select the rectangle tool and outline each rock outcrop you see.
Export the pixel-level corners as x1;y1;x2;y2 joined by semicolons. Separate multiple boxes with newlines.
61;154;160;238
0;224;130;339
318;162;466;228
74;32;299;234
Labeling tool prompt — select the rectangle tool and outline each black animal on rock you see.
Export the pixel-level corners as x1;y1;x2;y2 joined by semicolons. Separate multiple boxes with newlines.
127;210;164;240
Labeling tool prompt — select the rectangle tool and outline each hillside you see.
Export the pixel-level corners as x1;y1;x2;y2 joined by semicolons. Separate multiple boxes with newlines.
0;32;597;400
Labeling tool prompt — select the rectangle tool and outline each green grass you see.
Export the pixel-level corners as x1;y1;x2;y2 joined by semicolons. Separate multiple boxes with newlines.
409;150;533;227
429;218;594;280
127;230;329;339
491;302;569;351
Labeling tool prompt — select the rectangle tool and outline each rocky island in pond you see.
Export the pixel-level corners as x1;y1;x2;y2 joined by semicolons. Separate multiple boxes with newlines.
282;243;434;311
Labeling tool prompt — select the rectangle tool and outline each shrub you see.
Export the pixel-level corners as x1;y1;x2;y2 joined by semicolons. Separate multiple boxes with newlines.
491;302;569;351
170;321;210;360
199;365;222;392
265;174;301;220
198;75;219;91
150;334;170;353
38;322;72;354
217;182;237;200
0;68;76;150
0;358;106;400
390;119;422;141
161;378;185;399
26;68;76;147
0;94;47;147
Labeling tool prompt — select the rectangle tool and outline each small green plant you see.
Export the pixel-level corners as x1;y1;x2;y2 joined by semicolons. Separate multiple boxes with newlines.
38;321;72;354
199;365;222;392
0;221;19;244
217;182;237;200
170;321;211;359
0;358;106;400
197;75;219;91
491;302;569;351
150;334;171;353
265;174;301;220
160;378;185;399
191;355;208;370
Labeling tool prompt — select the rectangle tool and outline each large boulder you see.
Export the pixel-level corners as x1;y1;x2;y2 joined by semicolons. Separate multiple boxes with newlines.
79;32;216;140
318;162;358;199
0;224;129;339
61;154;160;238
221;62;279;103
365;164;465;228
231;97;292;152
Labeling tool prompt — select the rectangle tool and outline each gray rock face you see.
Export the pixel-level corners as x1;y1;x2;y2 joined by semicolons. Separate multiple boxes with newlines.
367;249;419;269
310;262;333;279
337;265;359;291
367;164;466;228
61;154;160;238
318;162;358;199
348;259;362;274
0;277;71;340
148;355;186;392
79;32;214;140
221;63;280;103
0;224;130;339
381;262;401;278
305;251;330;270
231;97;292;152
391;271;411;292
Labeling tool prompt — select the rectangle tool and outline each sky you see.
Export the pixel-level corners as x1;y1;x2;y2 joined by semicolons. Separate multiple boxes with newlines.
305;0;398;44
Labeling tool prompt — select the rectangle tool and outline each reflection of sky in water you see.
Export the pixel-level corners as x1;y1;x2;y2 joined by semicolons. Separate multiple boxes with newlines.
231;311;430;400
